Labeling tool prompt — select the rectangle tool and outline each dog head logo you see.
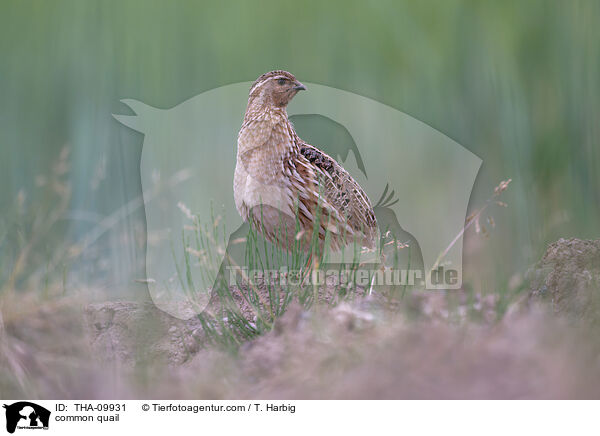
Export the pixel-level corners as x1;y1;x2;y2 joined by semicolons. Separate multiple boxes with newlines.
3;402;50;433
114;81;481;319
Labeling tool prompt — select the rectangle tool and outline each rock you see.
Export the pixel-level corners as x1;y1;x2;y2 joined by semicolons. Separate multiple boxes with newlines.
332;302;375;331
272;302;305;335
529;238;600;322
84;301;206;366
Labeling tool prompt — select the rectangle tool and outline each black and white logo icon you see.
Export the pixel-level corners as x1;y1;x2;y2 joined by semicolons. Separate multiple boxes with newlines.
2;402;50;434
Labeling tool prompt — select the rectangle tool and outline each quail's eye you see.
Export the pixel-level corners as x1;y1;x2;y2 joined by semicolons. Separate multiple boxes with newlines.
277;78;287;85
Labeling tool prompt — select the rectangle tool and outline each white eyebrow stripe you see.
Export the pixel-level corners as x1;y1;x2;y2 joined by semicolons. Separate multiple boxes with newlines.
249;74;293;95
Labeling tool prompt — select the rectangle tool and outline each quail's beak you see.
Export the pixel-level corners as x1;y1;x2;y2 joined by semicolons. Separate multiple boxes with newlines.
293;81;306;91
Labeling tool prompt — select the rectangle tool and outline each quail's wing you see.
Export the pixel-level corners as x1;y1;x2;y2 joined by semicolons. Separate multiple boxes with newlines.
290;139;378;248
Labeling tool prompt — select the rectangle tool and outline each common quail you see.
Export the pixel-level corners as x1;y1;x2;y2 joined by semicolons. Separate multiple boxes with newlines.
234;70;378;255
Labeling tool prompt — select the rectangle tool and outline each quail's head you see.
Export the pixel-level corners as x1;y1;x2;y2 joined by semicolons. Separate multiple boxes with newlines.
248;70;306;108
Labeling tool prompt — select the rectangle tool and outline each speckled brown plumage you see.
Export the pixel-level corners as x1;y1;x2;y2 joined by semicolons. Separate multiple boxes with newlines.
234;70;378;253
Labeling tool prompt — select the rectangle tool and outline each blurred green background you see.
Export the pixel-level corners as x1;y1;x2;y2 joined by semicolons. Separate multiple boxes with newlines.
1;0;598;295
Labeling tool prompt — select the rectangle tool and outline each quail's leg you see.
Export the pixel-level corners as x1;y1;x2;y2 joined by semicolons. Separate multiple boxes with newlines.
299;252;313;287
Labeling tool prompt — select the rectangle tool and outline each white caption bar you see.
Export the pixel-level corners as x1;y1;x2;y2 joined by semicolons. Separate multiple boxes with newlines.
1;400;597;435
